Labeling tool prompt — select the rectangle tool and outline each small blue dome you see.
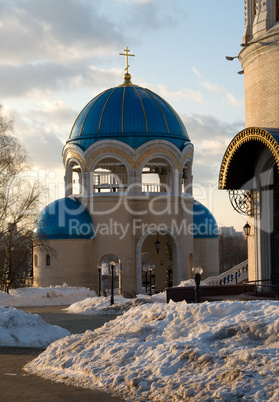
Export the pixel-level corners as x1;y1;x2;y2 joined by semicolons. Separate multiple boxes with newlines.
193;201;219;239
67;82;190;151
36;198;95;239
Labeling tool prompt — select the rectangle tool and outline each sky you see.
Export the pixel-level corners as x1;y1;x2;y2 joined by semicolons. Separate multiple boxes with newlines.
0;0;247;230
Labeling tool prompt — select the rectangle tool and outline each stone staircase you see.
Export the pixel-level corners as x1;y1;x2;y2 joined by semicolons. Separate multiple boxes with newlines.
204;260;248;286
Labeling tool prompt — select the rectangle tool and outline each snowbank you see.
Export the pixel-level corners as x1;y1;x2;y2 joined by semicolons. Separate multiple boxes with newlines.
66;293;166;315
177;279;207;287
25;300;279;400
0;284;97;307
0;307;70;347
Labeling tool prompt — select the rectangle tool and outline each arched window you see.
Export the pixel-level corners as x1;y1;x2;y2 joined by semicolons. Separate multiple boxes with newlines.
65;160;83;197
99;254;121;295
46;254;51;266
276;0;279;21
93;157;128;193
141;157;173;193
34;254;38;267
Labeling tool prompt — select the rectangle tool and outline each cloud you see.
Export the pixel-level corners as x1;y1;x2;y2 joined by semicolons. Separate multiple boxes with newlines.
192;67;203;79
0;0;185;100
200;139;228;156
226;92;243;107
201;82;225;93
154;84;204;104
191;68;244;109
181;113;244;186
9;102;78;170
0;62;122;99
0;0;124;65
116;0;155;3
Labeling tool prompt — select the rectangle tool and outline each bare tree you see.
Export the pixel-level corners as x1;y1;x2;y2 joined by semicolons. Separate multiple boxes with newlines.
219;233;247;273
0;106;48;292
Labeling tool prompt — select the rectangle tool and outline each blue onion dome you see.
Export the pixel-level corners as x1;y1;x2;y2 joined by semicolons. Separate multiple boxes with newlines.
193;201;219;239
67;74;190;151
35;198;95;240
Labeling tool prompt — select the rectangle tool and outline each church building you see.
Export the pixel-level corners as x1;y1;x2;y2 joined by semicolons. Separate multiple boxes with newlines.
219;0;279;285
34;48;219;297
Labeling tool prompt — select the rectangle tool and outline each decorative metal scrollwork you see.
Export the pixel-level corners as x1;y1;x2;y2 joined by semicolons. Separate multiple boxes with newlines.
228;190;254;217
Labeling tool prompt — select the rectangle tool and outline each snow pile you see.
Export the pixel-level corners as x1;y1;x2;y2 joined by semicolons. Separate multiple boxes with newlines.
0;284;97;307
66;293;166;315
0;307;70;347
26;300;279;400
177;279;207;287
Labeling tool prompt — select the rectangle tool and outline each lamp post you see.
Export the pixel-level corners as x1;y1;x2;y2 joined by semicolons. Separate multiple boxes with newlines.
110;261;115;305
225;55;238;61
149;267;153;296
155;232;161;254
243;222;251;237
98;266;102;297
142;265;149;294
192;265;203;303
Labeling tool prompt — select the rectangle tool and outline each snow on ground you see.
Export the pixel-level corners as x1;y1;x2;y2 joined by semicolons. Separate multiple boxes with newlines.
177;279;207;287
66;293;166;315
25;300;279;401
0;284;97;307
0;307;70;347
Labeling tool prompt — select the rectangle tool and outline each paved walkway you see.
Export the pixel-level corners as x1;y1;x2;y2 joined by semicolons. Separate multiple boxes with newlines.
0;306;124;401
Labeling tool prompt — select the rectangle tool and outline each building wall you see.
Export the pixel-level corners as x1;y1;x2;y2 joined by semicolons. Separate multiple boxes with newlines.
240;30;279;128
34;194;196;295
85;195;194;296
33;239;94;288
247;223;256;281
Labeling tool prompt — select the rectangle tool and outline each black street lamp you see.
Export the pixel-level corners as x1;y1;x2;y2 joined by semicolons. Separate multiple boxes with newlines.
110;261;115;305
243;222;251;237
155;232;161;254
192;265;203;303
98;266;102;297
149;267;153;296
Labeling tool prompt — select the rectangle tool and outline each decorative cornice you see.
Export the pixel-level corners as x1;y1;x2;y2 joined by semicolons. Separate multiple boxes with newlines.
65;151;86;170
85;147;135;171
179;152;193;170
134;147;180;170
219;127;279;189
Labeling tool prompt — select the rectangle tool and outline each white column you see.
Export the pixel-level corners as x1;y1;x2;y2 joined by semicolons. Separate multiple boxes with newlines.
82;171;91;196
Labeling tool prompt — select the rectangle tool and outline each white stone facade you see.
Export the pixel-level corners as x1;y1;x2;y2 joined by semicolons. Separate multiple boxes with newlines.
34;133;219;295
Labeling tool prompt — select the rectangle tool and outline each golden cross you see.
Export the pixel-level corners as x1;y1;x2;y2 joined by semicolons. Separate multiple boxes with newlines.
119;46;135;74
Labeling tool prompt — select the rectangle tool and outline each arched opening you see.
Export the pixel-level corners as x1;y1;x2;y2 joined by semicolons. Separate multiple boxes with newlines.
34;254;38;267
99;254;122;296
141;157;173;193
138;231;179;294
66;160;83;196
182;161;192;194
271;165;279;284
141;252;155;295
93;157;128;193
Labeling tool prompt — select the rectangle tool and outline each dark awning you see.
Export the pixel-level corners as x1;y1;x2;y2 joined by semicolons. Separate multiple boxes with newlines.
219;127;279;190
